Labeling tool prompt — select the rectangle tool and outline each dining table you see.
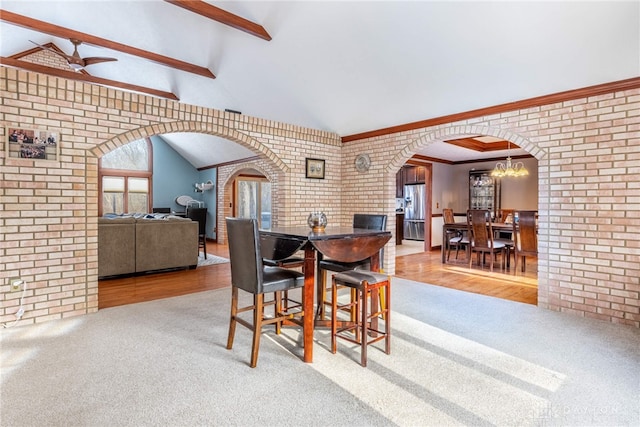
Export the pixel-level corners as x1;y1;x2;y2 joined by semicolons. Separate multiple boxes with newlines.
259;225;392;363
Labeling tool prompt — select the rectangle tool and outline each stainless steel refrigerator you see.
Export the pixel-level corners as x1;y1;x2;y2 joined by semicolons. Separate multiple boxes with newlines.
403;184;425;240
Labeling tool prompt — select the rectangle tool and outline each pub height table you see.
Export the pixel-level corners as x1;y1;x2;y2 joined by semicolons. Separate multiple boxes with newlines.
260;225;391;363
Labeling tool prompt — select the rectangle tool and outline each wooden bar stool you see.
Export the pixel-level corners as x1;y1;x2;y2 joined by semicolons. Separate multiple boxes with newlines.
317;214;387;320
331;270;391;367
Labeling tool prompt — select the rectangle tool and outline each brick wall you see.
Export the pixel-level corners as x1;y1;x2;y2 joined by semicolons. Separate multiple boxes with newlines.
1;65;638;327
340;93;640;327
19;48;72;71
216;136;342;243
0;66;340;326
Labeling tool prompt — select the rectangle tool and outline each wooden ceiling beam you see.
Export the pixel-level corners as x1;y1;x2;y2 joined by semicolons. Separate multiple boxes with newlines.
407;155;454;165
164;0;271;41
408;153;533;166
0;57;179;101
444;137;515;152
0;9;215;79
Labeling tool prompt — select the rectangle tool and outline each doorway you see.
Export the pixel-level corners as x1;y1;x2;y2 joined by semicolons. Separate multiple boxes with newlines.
234;176;272;228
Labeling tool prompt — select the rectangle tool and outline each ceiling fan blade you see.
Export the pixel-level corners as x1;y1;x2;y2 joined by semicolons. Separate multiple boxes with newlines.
82;57;118;66
29;40;73;62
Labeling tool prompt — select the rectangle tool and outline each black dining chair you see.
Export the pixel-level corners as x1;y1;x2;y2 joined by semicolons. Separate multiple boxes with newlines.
186;207;207;259
262;231;305;270
316;214;387;320
261;237;305;312
225;217;305;368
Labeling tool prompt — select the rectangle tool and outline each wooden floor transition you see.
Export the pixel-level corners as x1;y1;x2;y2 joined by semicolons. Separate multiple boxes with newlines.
98;241;538;309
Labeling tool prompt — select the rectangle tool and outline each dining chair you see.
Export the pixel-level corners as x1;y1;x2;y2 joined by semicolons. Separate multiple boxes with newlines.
443;208;469;261
331;270;391;367
316;214;387;320
497;209;515;223
493;209;515;268
186;207;208;258
513;210;538;273
225;217;305;368
262;248;305;313
492;233;514;270
467;209;506;272
262;256;304;269
494;208;515;251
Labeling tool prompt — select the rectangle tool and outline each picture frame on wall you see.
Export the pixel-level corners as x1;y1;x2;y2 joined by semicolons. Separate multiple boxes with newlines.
5;126;59;161
305;158;325;179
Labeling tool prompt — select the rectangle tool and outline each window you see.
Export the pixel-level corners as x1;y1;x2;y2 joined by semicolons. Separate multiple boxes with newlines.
99;138;152;215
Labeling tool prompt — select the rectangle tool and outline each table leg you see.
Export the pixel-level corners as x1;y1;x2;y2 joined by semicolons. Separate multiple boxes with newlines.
315;253;325;320
370;251;380;273
303;246;315;363
442;225;447;263
370;252;380;333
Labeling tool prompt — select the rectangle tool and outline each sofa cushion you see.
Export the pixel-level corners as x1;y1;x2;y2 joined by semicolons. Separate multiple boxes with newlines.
134;219;198;272
98;217;136;277
99;214;199;278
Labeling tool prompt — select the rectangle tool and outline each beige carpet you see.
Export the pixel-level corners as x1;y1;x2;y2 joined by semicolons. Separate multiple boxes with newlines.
1;278;638;426
197;252;229;267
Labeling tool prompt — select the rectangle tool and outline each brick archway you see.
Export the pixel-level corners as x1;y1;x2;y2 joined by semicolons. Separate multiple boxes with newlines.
384;124;546;173
91;121;289;172
217;163;285;244
384;123;549;306
91;121;290;305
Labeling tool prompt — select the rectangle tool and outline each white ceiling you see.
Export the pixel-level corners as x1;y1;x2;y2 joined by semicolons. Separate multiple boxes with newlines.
2;1;638;168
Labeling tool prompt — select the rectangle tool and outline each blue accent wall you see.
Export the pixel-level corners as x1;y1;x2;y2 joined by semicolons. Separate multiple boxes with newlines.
195;168;217;240
151;135;217;239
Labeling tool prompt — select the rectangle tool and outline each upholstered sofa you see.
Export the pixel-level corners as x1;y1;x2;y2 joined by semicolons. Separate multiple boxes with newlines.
98;215;199;278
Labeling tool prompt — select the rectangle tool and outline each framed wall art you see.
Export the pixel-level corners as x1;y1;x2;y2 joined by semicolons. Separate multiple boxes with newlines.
5;126;59;161
305;158;325;179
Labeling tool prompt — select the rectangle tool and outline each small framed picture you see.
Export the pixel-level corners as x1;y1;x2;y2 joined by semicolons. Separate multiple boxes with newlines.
305;158;325;179
6;126;59;161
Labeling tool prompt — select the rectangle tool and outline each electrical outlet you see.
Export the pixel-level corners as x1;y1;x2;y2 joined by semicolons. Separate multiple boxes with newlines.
10;278;24;292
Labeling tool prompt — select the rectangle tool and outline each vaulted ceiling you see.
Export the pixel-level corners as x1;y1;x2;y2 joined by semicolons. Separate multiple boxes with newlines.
1;1;638;169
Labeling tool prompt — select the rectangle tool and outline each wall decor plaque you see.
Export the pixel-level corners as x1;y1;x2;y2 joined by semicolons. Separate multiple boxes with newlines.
305;158;325;179
6;126;59;161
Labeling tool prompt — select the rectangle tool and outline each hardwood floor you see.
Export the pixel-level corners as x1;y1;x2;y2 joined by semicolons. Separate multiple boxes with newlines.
98;244;231;309
395;249;538;305
98;242;538;309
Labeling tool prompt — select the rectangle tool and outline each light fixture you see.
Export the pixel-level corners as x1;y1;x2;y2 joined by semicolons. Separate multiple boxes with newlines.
491;141;529;177
68;63;84;72
194;180;214;193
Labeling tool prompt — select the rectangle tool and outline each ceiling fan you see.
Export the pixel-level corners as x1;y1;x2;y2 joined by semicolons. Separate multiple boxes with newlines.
30;38;117;71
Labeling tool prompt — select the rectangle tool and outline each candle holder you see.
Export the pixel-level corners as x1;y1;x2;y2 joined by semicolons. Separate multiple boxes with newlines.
307;211;327;232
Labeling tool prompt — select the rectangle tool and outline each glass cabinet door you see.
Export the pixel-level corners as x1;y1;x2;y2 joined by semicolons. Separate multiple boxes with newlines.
469;171;500;218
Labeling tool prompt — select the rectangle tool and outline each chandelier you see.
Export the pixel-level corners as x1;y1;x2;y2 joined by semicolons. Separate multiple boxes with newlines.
490;141;528;177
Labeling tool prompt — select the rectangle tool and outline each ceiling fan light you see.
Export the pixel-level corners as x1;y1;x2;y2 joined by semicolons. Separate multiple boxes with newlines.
69;63;84;72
